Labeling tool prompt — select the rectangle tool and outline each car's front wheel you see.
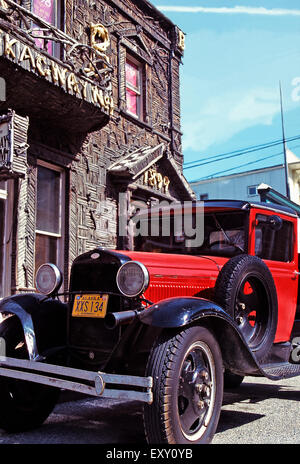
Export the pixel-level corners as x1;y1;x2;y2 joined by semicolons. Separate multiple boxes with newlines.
144;325;223;444
0;316;59;432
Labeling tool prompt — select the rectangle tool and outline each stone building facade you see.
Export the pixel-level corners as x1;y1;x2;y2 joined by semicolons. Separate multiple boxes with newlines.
0;0;194;297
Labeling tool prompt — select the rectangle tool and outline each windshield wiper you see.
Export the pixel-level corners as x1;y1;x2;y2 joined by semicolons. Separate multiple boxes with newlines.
212;214;244;252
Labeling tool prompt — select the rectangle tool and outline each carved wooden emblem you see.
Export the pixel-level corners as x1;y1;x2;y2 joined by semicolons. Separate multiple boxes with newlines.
90;23;110;55
177;29;185;52
143;168;170;194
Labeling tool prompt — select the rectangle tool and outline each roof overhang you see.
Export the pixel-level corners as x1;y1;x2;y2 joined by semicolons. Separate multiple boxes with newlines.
108;143;195;201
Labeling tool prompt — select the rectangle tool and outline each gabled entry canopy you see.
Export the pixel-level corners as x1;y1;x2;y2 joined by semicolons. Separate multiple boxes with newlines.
108;143;195;201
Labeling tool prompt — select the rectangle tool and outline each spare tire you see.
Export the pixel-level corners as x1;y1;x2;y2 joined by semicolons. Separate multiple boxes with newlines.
214;255;278;362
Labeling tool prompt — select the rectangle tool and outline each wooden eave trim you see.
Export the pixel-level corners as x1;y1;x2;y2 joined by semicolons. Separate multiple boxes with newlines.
107;0;172;49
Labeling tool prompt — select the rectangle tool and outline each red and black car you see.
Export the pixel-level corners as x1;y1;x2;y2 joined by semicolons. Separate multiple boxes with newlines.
0;200;299;444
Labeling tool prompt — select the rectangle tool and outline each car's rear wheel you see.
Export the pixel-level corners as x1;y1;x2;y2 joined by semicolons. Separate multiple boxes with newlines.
0;316;59;432
144;325;223;444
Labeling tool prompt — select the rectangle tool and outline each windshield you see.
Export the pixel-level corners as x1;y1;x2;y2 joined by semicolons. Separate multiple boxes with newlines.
133;210;248;258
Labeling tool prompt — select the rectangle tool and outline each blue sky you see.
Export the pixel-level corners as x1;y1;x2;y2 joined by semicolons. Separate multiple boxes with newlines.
154;1;300;182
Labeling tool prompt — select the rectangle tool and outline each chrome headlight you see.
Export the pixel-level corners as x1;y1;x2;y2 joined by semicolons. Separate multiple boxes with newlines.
35;263;63;295
116;261;149;298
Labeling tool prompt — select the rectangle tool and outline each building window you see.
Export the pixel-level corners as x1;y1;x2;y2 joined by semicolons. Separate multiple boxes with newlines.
35;163;64;275
200;194;208;201
126;57;143;119
32;0;63;57
248;185;258;196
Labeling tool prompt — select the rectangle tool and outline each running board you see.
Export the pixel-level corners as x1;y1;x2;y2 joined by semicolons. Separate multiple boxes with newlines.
260;362;300;380
0;356;153;404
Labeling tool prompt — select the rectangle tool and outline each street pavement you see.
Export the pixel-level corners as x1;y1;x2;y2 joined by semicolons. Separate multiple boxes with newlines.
0;375;299;445
213;375;300;444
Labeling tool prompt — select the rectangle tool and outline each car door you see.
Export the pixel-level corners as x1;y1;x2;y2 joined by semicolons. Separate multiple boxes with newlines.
249;208;298;343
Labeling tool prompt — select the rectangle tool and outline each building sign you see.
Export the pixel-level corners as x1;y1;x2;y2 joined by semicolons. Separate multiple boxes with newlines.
0;29;114;115
143;168;170;194
0;111;13;170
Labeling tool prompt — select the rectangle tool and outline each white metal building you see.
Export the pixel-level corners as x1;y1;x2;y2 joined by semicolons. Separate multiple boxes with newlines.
190;148;300;205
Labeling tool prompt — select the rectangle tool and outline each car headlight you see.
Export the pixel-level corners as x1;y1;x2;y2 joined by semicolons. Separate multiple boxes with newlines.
116;261;149;298
35;263;63;295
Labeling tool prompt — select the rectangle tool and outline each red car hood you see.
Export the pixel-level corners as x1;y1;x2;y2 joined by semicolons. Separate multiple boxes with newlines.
120;251;224;275
118;251;228;302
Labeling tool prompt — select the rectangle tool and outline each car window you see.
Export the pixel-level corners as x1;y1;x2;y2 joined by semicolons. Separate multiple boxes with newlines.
133;210;247;257
255;214;293;262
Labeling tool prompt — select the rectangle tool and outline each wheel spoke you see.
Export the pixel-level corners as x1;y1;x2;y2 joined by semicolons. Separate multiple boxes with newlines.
179;360;196;398
189;349;205;371
179;399;203;433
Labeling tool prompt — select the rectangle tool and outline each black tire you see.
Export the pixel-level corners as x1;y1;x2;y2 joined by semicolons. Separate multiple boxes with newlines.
0;316;59;432
214;255;278;362
144;325;224;444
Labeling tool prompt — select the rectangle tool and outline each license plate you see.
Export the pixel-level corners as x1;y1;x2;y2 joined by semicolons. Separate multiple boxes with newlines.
72;294;109;318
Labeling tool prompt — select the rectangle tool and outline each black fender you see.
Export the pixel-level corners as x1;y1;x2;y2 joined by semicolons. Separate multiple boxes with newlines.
139;297;261;376
0;293;67;360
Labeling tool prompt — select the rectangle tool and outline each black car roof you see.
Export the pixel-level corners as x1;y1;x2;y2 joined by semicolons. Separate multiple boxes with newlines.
132;199;298;219
203;199;298;217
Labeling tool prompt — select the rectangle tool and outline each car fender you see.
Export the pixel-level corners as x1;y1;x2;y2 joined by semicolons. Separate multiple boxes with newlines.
139;297;261;376
0;293;67;361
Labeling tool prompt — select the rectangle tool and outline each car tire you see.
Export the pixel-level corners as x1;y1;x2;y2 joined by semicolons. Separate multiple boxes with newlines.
214;254;278;362
0;316;59;432
143;325;224;444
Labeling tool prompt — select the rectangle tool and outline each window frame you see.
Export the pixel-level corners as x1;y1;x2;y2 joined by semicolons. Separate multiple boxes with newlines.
248;185;258;197
35;160;65;274
200;194;209;201
254;213;294;263
0;180;13;298
125;55;144;120
31;0;64;58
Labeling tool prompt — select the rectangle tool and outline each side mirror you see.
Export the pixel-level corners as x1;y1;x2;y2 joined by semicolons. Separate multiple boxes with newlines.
256;215;283;231
268;215;283;231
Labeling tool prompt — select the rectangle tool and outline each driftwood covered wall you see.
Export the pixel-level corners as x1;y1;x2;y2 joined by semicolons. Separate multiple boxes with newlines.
0;0;189;293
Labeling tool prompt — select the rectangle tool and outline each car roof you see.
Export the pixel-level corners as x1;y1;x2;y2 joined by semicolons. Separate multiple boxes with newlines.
131;199;298;219
203;199;298;218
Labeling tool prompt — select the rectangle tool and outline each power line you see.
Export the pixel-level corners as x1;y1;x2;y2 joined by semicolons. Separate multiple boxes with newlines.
183;134;300;169
183;133;300;170
196;150;283;181
191;138;300;182
183;136;285;166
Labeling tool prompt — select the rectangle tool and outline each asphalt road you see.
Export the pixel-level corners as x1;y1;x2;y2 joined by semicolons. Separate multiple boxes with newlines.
0;375;299;445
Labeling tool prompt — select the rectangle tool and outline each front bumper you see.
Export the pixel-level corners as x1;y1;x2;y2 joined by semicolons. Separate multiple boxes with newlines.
0;357;153;404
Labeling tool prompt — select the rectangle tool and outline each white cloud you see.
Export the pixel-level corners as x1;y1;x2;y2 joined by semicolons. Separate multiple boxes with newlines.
228;89;279;124
181;87;280;152
176;24;299;154
157;5;300;16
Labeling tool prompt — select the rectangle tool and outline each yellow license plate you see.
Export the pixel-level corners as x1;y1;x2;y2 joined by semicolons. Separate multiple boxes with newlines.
72;294;109;318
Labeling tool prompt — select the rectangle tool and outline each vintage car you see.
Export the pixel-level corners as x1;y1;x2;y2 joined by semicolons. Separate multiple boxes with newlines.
0;199;299;444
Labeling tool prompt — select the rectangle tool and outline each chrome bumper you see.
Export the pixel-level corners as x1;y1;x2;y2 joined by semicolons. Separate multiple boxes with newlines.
0;356;153;404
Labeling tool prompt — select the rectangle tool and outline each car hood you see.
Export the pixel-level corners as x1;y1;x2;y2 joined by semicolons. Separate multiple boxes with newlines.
119;250;224;276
